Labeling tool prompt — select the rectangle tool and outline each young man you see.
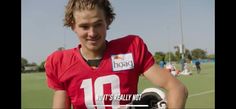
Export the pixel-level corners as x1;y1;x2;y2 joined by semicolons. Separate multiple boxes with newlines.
159;58;166;68
195;59;201;74
45;0;188;109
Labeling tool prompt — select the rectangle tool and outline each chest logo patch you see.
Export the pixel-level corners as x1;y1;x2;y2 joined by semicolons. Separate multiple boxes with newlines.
111;53;134;71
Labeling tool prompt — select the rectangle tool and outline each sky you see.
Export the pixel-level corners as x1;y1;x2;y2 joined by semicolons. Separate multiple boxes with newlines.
22;0;215;65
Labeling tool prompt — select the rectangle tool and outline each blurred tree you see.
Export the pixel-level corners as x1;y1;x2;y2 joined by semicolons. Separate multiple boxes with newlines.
154;52;165;64
174;45;181;62
58;47;65;51
21;57;28;72
207;54;215;59
165;52;176;62
185;49;192;60
38;61;46;72
191;48;207;59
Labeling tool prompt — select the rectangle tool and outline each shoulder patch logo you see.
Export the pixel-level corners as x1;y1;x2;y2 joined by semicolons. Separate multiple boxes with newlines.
111;53;134;71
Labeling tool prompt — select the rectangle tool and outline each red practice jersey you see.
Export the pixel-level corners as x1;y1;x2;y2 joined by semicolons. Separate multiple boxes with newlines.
45;35;155;109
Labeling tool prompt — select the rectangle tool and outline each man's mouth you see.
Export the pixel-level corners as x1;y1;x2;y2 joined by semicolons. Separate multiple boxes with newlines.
87;38;99;44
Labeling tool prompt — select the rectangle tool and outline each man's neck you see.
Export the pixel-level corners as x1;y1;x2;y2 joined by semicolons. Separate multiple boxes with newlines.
80;45;106;61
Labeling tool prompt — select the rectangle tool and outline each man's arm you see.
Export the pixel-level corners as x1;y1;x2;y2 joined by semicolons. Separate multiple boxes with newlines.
143;64;188;109
52;90;71;109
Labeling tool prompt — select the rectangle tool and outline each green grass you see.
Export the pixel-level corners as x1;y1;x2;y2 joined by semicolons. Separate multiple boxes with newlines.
22;63;214;108
21;73;54;108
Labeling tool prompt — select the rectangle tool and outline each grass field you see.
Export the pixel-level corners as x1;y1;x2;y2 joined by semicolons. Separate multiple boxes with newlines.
22;63;214;109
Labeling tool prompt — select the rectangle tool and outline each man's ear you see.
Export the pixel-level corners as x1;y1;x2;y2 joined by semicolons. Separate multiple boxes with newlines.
71;23;76;32
70;19;75;31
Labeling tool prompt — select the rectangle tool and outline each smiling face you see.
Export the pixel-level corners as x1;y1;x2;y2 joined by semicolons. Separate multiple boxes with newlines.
72;6;108;53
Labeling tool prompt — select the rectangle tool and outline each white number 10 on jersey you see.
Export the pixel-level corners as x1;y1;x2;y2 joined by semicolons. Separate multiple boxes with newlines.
80;75;120;109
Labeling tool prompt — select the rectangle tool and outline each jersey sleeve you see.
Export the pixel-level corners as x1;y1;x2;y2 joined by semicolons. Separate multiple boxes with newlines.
133;36;155;75
45;51;65;90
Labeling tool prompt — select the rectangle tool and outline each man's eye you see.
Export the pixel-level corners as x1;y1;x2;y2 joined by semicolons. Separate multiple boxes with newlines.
94;23;102;28
81;26;89;30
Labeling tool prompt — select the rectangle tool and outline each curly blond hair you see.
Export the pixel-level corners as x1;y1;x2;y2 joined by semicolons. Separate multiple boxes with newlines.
64;0;115;29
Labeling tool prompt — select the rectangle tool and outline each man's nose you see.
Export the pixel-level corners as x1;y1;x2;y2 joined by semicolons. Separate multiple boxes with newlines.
88;27;97;37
